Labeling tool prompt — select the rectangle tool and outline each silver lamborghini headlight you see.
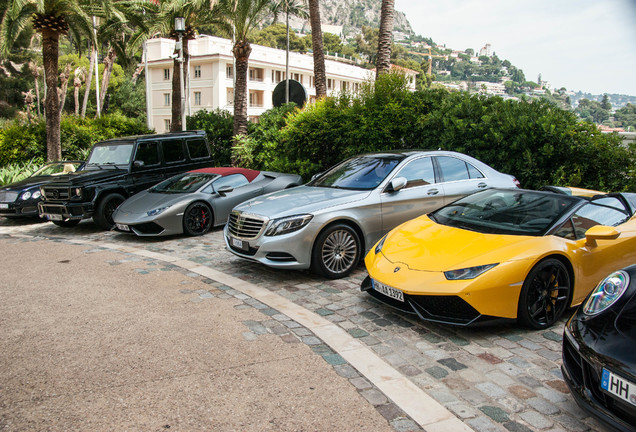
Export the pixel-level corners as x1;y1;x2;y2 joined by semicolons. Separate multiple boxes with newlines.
147;206;171;217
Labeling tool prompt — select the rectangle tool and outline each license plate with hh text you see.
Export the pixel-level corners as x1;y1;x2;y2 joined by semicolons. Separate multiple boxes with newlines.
601;368;636;406
0;203;8;209
46;214;63;221
373;279;404;302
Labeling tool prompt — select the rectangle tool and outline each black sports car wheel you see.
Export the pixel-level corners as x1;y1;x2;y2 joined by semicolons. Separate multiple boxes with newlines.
183;202;212;236
94;193;125;230
518;258;571;329
312;224;361;279
51;219;80;228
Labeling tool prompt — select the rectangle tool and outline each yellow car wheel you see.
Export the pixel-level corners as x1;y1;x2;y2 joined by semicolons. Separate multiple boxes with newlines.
518;258;571;329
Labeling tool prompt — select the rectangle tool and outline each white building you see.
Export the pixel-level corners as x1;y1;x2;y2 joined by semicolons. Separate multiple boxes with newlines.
145;35;413;133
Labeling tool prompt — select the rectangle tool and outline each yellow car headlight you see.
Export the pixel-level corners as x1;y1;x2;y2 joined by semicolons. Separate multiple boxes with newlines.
444;264;498;280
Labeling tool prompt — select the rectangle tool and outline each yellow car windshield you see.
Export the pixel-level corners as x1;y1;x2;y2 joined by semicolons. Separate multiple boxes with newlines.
430;189;580;236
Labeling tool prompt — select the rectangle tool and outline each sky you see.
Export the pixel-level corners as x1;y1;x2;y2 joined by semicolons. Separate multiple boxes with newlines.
394;0;636;96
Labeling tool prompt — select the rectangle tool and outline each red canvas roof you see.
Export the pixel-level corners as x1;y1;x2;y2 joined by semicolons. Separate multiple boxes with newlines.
189;167;261;182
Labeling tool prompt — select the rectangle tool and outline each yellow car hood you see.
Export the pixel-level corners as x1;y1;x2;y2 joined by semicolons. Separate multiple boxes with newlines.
380;216;548;272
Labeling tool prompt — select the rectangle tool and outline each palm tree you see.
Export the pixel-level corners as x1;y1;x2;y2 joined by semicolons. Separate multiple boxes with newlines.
307;0;325;98
96;1;151;112
215;0;272;137
74;66;86;115
1;0;95;161
375;0;394;78
149;0;217;132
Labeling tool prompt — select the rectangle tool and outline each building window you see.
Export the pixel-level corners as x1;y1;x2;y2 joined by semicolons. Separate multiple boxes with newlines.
194;65;201;78
164;69;170;80
194;91;201;105
249;116;260;123
249;67;264;82
292;73;300;81
226;88;234;105
327;78;334;90
163;93;171;106
342;81;349;91
164;119;171;131
249;90;264;107
226;65;233;79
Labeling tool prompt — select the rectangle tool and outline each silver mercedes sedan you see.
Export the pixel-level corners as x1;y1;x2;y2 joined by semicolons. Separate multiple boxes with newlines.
224;151;520;278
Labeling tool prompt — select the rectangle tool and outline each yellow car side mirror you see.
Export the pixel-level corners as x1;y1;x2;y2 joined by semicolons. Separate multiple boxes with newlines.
585;225;620;247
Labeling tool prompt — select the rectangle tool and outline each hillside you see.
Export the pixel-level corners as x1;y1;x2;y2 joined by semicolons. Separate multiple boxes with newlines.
288;0;413;37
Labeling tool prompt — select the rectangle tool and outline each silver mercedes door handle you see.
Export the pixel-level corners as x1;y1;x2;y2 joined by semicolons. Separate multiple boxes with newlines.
477;182;487;188
427;188;439;195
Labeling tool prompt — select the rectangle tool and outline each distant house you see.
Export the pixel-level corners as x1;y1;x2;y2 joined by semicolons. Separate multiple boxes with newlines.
144;35;373;133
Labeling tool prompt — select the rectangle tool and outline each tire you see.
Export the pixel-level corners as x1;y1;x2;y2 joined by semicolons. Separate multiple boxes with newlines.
52;219;80;228
94;193;125;230
518;258;571;329
311;223;361;279
182;202;213;236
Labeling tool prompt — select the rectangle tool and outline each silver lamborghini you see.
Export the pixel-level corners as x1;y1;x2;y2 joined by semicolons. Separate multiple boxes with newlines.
113;167;301;236
224;151;520;278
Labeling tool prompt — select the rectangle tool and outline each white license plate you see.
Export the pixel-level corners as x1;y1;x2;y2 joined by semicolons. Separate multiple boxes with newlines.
231;237;246;250
0;203;8;209
373;279;404;302
116;223;130;232
46;214;63;221
601;368;636;406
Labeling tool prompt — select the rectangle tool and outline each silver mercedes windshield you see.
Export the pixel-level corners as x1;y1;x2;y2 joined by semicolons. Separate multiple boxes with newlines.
309;155;403;190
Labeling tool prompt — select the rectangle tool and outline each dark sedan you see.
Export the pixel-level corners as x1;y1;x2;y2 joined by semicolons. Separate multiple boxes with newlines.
0;161;84;218
562;265;636;431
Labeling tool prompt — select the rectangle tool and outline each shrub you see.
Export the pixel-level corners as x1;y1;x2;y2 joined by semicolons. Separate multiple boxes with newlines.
0;158;43;186
187;109;234;166
243;73;635;191
0;113;151;165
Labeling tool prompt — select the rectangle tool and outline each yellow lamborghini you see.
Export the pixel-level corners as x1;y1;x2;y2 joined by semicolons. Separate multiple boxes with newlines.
362;188;636;329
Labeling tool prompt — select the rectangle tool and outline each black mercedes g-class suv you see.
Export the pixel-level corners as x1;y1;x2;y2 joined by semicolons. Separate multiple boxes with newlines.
39;130;213;229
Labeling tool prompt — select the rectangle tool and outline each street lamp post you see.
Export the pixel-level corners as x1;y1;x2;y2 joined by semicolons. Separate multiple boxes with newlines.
175;17;186;131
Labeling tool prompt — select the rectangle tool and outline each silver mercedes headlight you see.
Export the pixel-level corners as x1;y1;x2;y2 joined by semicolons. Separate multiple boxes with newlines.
265;214;313;236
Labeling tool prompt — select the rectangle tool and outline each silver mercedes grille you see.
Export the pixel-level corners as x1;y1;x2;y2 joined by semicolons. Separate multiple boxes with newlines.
228;212;267;239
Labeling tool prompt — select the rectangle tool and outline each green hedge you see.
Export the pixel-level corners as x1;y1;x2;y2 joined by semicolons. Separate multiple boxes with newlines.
238;74;635;191
0;112;152;165
187;109;235;166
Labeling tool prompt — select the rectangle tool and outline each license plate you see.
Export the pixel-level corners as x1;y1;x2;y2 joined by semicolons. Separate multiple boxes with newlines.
601;368;636;406
0;203;8;209
373;279;404;302
46;214;63;221
116;223;130;232
230;236;247;251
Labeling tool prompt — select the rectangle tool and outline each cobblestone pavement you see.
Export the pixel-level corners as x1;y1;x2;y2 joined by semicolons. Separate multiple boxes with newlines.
0;218;611;432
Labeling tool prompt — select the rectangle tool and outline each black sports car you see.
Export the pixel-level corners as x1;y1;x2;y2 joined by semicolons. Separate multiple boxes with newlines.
562;264;636;431
0;161;84;218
